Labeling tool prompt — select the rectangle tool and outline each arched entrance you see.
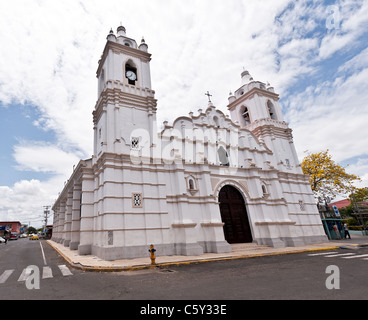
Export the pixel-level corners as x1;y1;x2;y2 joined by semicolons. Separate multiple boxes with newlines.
219;185;253;244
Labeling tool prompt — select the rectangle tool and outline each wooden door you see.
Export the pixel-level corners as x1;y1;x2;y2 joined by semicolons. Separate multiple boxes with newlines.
219;185;252;243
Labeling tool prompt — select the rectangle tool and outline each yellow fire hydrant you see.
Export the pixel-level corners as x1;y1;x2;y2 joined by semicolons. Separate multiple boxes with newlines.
148;244;156;265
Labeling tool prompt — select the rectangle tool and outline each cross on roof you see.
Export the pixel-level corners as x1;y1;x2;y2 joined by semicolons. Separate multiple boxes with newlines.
205;91;212;102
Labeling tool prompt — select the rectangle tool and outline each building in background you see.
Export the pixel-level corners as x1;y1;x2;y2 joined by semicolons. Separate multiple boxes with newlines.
0;221;21;240
329;199;351;210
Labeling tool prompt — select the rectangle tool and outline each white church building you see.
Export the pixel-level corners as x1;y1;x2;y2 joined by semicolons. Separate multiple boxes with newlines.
52;25;327;260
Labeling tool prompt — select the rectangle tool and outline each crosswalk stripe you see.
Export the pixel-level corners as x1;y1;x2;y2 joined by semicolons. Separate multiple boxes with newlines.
42;266;53;279
342;254;368;259
0;270;14;284
309;251;368;260
58;265;73;276
18;267;33;282
1;265;74;284
308;252;337;256
324;253;355;258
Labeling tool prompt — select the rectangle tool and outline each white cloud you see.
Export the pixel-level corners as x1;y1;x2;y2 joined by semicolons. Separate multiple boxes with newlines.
319;1;368;59
319;32;355;60
13;141;81;176
338;47;368;73
349;157;368;188
0;178;62;227
0;0;102;156
285;66;368;187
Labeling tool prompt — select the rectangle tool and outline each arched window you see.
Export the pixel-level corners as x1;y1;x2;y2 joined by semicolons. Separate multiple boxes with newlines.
267;100;277;120
213;116;220;127
125;60;137;85
241;107;251;126
261;184;270;198
186;176;198;195
262;185;267;194
189;179;195;190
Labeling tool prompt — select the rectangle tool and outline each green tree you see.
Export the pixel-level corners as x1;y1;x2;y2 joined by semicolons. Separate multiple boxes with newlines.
339;205;355;218
27;226;37;234
349;187;368;202
301;149;360;198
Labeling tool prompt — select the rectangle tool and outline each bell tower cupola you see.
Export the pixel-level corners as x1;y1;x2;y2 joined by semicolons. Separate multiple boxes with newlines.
96;24;153;95
227;70;284;127
117;25;126;36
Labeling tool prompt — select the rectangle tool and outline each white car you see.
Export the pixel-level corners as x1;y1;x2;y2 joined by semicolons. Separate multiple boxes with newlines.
0;236;5;243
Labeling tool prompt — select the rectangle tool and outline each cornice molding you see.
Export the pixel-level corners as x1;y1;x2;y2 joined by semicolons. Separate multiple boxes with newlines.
97;40;152;77
227;87;280;111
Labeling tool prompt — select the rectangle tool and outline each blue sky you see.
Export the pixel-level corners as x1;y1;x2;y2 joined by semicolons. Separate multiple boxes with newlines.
0;0;367;227
0;103;57;185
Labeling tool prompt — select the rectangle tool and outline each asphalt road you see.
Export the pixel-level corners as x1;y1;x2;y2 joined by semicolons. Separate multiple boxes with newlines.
1;238;368;303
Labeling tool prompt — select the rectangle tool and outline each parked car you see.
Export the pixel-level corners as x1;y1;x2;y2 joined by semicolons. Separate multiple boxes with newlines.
38;232;47;239
29;234;39;240
10;232;19;240
0;236;5;243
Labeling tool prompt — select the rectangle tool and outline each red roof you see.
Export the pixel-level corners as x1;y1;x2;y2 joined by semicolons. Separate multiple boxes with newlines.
0;221;21;225
330;199;351;209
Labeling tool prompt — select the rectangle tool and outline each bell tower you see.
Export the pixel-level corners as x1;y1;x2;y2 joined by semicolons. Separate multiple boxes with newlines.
227;70;284;125
227;70;302;174
93;25;157;160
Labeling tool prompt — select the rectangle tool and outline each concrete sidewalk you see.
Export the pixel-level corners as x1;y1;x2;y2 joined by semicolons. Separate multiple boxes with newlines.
46;234;368;272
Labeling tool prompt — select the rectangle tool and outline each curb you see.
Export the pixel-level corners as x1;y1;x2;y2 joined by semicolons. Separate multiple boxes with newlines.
46;241;341;272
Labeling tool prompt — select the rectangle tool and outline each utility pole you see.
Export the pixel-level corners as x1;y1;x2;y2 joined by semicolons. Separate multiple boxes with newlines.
43;206;51;229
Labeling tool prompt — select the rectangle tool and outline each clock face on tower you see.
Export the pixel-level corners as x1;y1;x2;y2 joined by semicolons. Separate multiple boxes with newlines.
126;70;137;81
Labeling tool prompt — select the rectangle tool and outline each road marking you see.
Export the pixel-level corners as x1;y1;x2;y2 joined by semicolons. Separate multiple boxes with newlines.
342;254;368;259
3;265;74;284
58;265;73;276
18;267;33;282
308;252;337;256
324;253;355;258
0;270;14;284
42;266;53;279
40;242;47;265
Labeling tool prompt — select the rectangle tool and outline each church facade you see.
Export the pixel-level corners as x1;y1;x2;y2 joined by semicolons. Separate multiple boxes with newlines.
51;25;327;261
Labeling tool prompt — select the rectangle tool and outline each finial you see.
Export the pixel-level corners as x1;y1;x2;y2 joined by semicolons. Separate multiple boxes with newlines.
205;91;212;103
139;36;148;51
117;24;126;35
107;28;117;42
